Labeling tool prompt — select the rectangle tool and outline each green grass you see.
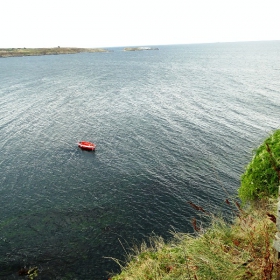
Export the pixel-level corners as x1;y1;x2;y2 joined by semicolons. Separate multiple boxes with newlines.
110;199;278;280
238;129;280;202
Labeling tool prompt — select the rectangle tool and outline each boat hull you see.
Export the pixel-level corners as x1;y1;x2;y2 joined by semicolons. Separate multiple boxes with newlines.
78;141;96;151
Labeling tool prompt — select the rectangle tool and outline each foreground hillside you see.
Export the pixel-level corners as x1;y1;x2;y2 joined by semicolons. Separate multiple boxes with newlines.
0;47;109;57
110;199;277;280
111;130;280;280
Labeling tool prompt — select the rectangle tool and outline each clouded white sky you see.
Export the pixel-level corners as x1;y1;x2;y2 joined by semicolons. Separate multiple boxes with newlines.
1;0;279;48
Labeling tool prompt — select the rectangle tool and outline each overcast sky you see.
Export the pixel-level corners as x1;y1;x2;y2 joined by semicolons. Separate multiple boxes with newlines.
1;0;279;48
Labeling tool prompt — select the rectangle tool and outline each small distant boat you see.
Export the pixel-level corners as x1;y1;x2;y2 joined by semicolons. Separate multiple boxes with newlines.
78;141;96;151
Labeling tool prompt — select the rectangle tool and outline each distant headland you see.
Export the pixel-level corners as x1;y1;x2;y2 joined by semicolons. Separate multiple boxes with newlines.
0;47;110;58
123;46;159;51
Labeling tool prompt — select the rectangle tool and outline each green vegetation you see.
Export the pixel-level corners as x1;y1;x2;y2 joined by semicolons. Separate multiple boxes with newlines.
0;47;109;57
238;129;280;202
110;130;280;280
111;199;278;280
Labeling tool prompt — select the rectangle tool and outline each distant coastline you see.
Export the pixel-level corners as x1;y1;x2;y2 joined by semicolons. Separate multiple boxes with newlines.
0;47;110;58
123;46;159;51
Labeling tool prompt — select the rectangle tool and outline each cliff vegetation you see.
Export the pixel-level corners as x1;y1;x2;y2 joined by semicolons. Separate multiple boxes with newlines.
239;130;280;202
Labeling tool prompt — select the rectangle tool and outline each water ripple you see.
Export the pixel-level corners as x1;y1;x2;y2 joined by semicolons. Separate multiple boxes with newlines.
0;42;280;279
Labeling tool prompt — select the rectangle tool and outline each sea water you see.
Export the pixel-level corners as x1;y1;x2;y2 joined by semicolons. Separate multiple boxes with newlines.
0;41;280;279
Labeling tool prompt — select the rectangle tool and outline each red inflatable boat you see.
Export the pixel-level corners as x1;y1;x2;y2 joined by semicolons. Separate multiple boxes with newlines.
78;141;96;151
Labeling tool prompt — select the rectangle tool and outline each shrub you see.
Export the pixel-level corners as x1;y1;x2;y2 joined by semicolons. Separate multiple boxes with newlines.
238;129;280;202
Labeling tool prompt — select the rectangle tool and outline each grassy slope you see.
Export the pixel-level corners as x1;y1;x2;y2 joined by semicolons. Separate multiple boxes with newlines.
0;47;108;57
111;198;278;279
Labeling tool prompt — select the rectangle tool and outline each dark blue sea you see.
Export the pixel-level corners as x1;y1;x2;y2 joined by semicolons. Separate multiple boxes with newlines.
1;41;280;279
